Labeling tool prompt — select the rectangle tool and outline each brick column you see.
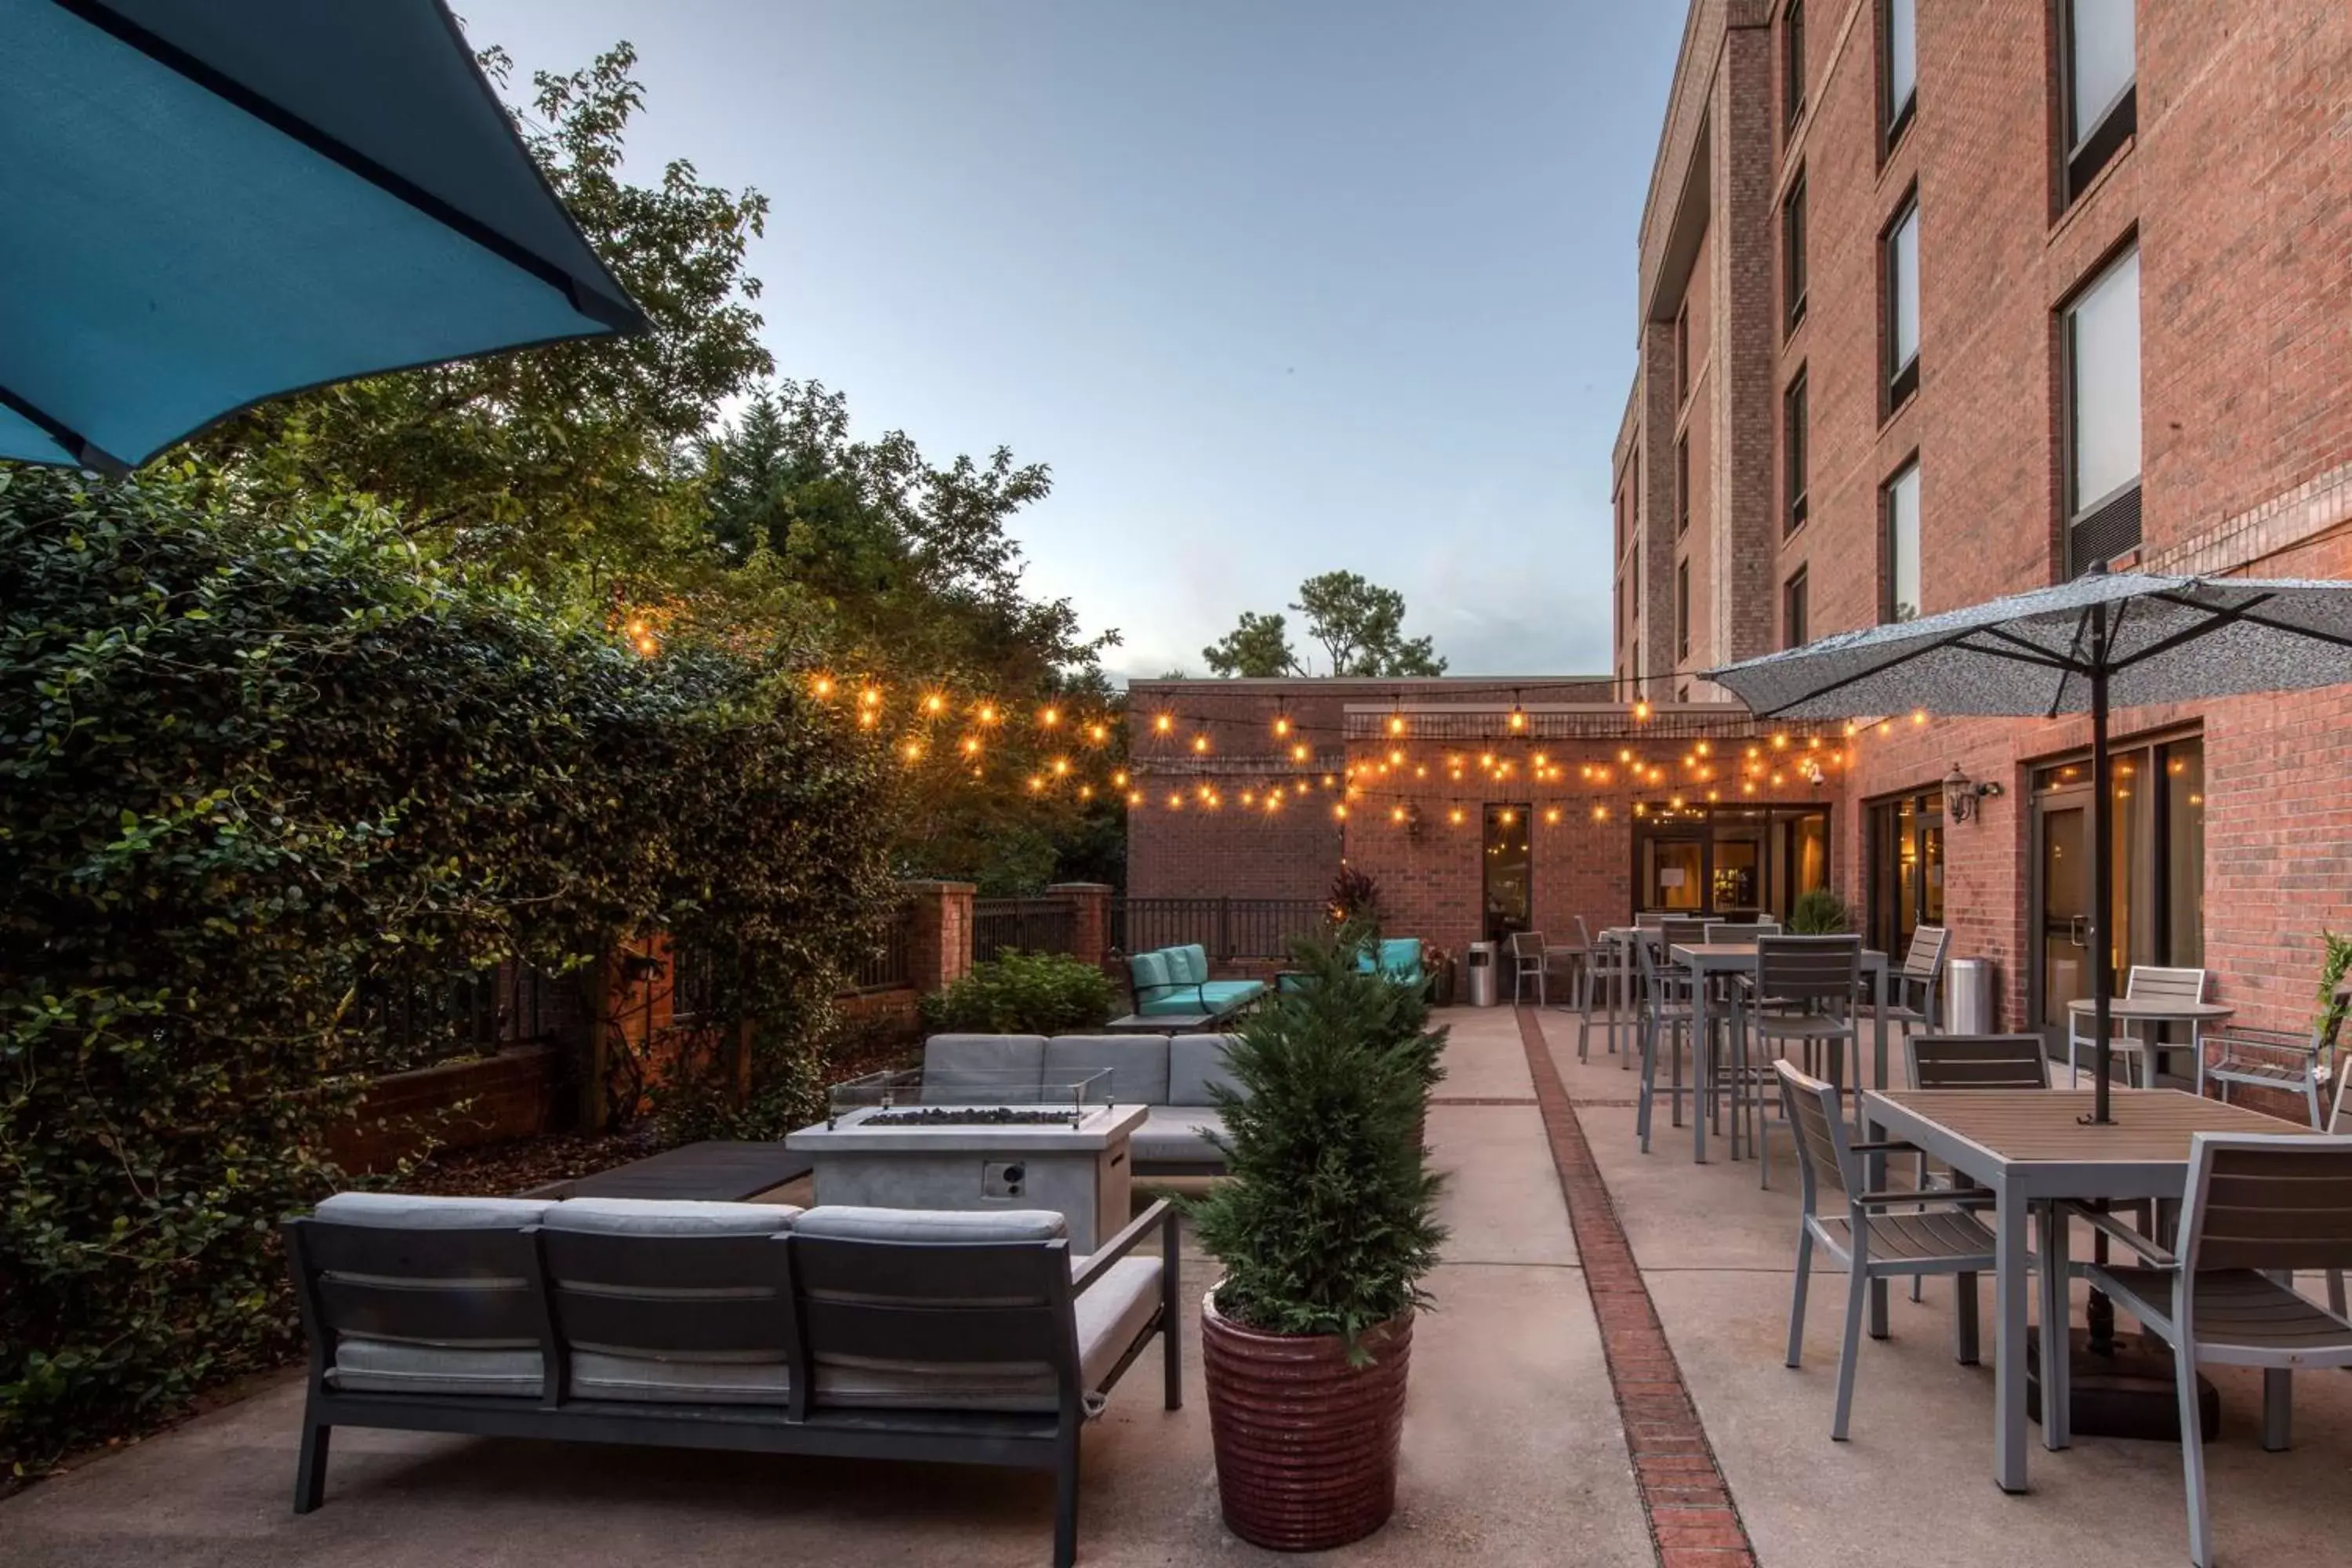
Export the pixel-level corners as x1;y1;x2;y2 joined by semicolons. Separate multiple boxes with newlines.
903;880;977;994
1049;881;1115;970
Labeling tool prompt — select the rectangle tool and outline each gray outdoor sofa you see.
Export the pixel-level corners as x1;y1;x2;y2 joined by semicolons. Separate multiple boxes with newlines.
920;1032;1242;1175
283;1189;1180;1567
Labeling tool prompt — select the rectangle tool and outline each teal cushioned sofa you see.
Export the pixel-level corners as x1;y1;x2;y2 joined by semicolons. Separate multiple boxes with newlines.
1125;942;1265;1020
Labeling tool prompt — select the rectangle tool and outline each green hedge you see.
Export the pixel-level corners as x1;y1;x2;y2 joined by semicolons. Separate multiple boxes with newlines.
0;469;899;1475
919;950;1118;1036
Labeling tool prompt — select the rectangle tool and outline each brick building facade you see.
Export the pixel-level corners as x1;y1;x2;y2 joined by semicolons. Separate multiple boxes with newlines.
1133;3;2352;1055
1613;0;2352;1041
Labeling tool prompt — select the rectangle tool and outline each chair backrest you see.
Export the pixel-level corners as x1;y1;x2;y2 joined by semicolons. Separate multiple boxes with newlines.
1705;920;1773;943
789;1209;1080;1413
288;1209;548;1356
1659;916;1709;948
1902;924;1951;982
1773;1060;1856;1198
1575;914;1594;947
538;1215;798;1370
1510;931;1547;960
2177;1134;2352;1276
2124;965;2207;1003
1635;910;1669;928
1755;935;1862;1004
1907;1033;2050;1090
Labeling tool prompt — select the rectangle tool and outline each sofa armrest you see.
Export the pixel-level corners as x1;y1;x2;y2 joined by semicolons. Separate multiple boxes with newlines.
1073;1198;1177;1297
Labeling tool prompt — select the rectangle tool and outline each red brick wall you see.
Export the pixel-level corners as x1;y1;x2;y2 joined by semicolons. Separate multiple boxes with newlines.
1624;1;2352;1062
330;1047;557;1174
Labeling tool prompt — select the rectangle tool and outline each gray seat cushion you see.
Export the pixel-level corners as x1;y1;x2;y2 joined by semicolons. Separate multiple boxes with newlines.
544;1197;799;1236
921;1034;1048;1099
314;1191;550;1229
329;1339;543;1399
570;1349;789;1405
1167;1034;1243;1106
793;1206;1066;1244
812;1254;1163;1413
1044;1035;1171;1107
1131;1108;1227;1168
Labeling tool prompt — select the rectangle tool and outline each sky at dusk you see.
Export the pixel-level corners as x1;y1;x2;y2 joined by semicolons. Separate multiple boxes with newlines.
460;2;1686;681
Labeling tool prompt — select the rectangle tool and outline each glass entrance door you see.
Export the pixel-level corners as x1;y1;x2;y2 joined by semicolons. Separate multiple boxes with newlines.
2031;788;2092;1056
1483;804;1532;943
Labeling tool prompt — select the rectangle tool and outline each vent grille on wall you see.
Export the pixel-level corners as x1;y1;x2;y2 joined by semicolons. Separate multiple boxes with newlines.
2069;481;2142;576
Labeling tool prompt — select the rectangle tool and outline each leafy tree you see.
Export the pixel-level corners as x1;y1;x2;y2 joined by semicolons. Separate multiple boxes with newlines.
187;42;774;590
1292;571;1446;677
1203;610;1305;677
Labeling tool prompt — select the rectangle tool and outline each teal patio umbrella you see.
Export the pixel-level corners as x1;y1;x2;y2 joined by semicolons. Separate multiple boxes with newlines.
1;0;645;474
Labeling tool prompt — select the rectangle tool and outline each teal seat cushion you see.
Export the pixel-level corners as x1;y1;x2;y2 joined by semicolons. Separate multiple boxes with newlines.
1377;938;1425;985
1138;993;1208;1016
1199;981;1264;1006
1171;945;1210;985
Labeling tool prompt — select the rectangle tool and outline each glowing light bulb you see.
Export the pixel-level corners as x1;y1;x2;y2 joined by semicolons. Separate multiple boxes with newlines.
901;740;924;762
1128;789;1143;806
1112;769;1128;787
811;675;835;699
1051;757;1070;775
1041;706;1061;728
1633;701;1651;720
978;703;999;724
1696;740;1711;757
1619;748;1634;764
961;735;982;756
1088;722;1109;742
1392;806;1407;824
1449;808;1466;826
923;692;945;715
1592;804;1610;822
1911;709;1928;726
1388;715;1406;735
1544;807;1562;825
1508;709;1526;731
1152;713;1172;733
1192;735;1210;753
1292;743;1310;763
859;688;881;708
1273;716;1290;737
1389;748;1406;766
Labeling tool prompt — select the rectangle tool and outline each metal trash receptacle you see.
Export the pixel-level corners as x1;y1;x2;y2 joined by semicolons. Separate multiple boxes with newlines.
1944;956;1996;1033
1465;942;1499;1007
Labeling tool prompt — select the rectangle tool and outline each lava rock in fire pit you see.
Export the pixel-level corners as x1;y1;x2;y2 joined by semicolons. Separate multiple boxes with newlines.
862;1107;1083;1127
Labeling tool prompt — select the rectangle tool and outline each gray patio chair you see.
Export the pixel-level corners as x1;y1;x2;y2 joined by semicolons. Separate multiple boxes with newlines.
2067;963;2209;1088
1634;909;1669;928
1742;935;1863;1125
1633;931;1697;1152
2050;1134;2352;1568
1704;920;1777;943
1900;1034;2049;1298
1878;924;1951;1034
1777;1060;2000;1441
1573;915;1632;1065
1509;930;1549;1005
2204;984;2347;1129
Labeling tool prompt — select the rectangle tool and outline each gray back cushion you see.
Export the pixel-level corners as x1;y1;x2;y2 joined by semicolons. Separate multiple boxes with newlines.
794;1206;1066;1244
1043;1035;1170;1107
1167;1034;1244;1105
544;1197;799;1236
921;1034;1047;1098
314;1191;550;1229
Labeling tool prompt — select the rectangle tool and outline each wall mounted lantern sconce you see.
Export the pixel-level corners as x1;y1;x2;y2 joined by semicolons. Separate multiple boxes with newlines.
1944;764;2005;823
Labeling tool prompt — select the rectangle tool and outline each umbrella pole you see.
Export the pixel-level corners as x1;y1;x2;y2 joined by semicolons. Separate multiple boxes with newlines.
2089;656;2115;1126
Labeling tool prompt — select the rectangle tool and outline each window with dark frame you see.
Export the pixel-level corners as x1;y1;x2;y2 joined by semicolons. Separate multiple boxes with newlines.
1675;434;1690;535
1783;567;1808;650
1675;303;1691;404
1884;194;1920;410
1882;458;1921;622
1783;169;1807;332
1676;558;1691;662
1784;367;1808;532
1882;0;1916;145
2063;0;2136;201
2063;244;2142;575
1784;2;1806;129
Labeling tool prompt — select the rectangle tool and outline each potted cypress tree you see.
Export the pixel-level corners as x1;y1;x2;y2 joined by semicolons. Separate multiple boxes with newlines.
1191;931;1446;1551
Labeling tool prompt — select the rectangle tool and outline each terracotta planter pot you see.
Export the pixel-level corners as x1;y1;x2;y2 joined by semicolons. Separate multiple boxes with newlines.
1200;1289;1414;1552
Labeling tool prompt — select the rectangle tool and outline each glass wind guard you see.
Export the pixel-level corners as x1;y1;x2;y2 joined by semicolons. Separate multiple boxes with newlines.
826;1068;1113;1128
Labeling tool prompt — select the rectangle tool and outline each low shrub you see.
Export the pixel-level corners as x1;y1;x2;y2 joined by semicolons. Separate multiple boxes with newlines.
920;950;1117;1035
1788;887;1856;935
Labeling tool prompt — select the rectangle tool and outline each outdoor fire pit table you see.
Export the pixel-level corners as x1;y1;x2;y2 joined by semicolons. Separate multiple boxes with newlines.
785;1069;1145;1250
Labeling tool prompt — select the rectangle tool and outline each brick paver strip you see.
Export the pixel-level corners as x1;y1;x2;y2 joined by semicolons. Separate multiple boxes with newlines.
1428;1094;1540;1105
1514;1004;1759;1568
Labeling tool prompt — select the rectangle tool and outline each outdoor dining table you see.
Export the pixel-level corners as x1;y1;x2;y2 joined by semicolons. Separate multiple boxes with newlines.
1668;939;1892;1164
1860;1087;2303;1495
2063;994;2235;1087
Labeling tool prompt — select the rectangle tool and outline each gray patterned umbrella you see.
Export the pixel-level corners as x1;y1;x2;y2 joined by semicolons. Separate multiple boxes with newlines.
1708;566;2352;1125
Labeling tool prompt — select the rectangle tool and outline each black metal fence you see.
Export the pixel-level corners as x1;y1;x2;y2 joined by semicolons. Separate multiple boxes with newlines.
1112;897;1327;962
357;960;589;1072
845;911;917;993
972;896;1079;963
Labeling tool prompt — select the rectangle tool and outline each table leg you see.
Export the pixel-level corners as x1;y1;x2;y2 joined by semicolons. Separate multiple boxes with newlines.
2038;1200;2071;1450
1994;1183;2031;1493
1692;964;1712;1163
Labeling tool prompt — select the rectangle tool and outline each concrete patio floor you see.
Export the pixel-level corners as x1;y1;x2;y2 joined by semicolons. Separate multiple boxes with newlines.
6;1004;2349;1566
